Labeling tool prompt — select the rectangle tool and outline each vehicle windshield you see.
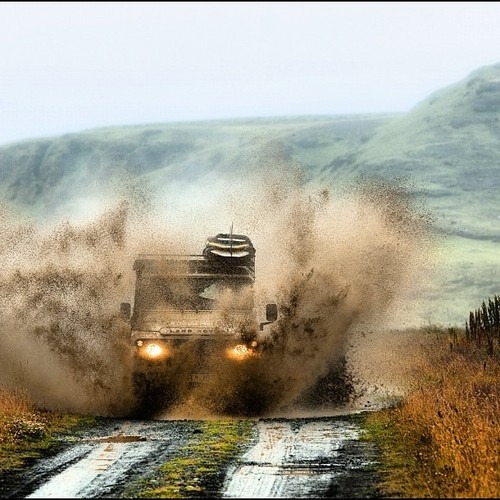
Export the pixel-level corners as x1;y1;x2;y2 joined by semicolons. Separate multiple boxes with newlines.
133;276;253;311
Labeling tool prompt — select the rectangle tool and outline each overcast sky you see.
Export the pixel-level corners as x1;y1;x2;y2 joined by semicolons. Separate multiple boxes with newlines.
1;1;500;146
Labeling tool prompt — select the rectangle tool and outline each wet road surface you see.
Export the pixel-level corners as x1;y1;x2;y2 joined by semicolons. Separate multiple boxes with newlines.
3;419;194;499
2;414;382;498
222;417;381;498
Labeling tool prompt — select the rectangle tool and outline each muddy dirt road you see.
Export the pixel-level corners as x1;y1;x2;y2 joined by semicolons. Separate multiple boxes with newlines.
1;413;382;499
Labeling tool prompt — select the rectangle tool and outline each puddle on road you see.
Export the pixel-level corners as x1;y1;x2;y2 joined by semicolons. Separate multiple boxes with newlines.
90;435;147;443
26;441;138;499
222;417;377;498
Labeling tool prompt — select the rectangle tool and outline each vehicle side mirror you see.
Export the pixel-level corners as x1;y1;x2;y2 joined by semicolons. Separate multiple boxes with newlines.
260;303;278;331
120;302;131;321
266;303;278;322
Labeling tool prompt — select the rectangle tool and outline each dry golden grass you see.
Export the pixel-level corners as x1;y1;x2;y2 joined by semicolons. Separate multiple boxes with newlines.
368;330;499;498
0;385;96;471
0;386;48;445
0;386;33;416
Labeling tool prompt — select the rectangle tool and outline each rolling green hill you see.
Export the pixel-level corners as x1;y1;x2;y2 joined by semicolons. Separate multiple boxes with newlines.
1;63;500;326
0;115;395;220
350;63;500;241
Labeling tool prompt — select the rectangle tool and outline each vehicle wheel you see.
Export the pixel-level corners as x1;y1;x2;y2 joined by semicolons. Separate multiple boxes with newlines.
131;369;175;417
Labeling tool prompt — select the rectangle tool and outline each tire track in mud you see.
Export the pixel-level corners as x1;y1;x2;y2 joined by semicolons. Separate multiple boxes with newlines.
2;419;193;499
222;415;381;498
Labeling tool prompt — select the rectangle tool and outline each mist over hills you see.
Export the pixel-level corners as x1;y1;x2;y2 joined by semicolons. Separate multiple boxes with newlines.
2;63;500;239
1;62;500;326
0;115;395;222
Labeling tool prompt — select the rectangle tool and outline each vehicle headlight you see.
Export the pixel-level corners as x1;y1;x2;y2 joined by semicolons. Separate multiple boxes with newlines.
137;341;169;360
226;344;251;361
146;343;163;358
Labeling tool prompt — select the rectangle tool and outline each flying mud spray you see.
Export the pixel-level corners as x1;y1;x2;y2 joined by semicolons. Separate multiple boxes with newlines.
0;142;438;419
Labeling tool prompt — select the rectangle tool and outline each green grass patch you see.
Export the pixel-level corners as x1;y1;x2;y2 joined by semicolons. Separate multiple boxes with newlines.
126;419;255;499
362;407;420;498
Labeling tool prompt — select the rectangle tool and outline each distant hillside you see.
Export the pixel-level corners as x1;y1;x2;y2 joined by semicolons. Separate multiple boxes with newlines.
0;115;394;221
341;62;500;241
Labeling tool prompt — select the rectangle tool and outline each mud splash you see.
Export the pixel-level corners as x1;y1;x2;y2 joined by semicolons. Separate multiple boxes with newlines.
167;172;436;417
0;145;437;418
0;203;136;415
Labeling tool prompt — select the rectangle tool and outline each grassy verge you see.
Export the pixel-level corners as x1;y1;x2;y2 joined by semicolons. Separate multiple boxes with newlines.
0;387;97;472
363;327;499;498
125;419;255;498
